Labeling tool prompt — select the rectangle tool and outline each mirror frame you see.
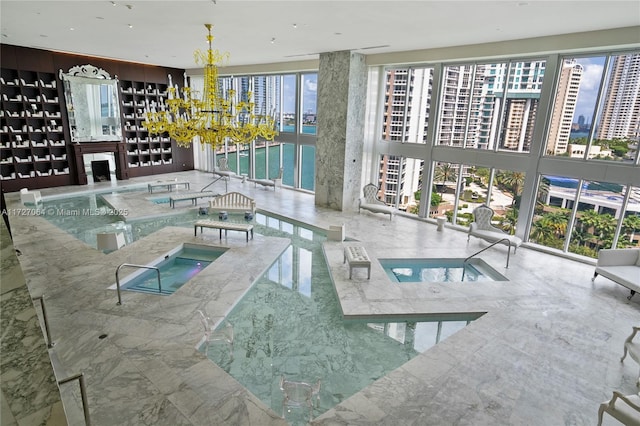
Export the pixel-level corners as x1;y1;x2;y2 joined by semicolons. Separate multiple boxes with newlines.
59;64;122;143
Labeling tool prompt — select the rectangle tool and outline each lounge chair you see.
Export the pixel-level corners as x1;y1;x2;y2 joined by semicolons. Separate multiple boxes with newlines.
467;204;522;253
213;157;236;179
212;157;236;191
621;326;640;387
249;168;283;190
597;390;640;426
359;183;395;220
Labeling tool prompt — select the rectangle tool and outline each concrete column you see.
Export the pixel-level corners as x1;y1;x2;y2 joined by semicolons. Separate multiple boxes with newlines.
315;51;367;211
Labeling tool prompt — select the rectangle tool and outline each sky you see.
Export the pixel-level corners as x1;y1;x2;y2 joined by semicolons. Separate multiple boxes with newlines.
282;73;317;114
573;56;607;124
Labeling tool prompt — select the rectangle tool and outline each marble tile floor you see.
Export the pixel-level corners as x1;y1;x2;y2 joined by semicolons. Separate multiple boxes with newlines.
2;170;639;426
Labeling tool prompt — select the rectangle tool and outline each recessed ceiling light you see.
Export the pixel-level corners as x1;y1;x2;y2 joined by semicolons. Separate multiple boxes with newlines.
292;23;297;29
70;27;75;31
128;24;133;29
334;32;342;36
110;1;116;5
96;16;104;20
270;38;276;44
39;34;48;38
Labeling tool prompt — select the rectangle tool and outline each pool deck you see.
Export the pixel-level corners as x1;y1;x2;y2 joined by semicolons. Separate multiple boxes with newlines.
2;169;639;426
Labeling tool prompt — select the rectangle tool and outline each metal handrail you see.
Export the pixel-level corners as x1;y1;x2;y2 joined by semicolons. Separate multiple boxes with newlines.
202;173;228;192
115;263;161;305
462;238;512;281
58;372;91;426
32;295;54;348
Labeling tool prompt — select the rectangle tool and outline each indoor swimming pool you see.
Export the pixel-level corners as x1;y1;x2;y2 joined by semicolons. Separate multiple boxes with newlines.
39;190;476;425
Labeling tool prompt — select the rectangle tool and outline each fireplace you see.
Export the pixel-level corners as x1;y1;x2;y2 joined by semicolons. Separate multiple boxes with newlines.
82;152;116;184
91;160;111;182
72;142;129;185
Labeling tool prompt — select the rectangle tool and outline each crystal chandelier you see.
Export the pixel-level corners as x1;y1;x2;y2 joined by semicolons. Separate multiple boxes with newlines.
143;24;278;148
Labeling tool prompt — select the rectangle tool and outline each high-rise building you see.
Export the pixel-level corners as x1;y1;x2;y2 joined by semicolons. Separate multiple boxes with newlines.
597;53;640;142
547;59;583;155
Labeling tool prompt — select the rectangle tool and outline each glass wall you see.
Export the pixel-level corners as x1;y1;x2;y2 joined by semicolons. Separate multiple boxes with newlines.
528;176;639;257
195;72;317;191
373;49;638;259
435;60;546;152
544;53;640;164
192;46;639;260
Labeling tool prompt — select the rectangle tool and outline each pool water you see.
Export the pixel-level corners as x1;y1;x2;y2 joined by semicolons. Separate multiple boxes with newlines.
380;258;508;283
40;191;477;425
40;193;201;249
118;245;226;295
203;214;477;424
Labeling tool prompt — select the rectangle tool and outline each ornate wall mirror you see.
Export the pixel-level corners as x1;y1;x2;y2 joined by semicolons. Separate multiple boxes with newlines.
60;64;122;142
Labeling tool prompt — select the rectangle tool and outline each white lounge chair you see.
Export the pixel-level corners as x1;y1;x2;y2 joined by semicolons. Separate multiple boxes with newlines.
597;390;640;426
359;183;395;220
249;168;283;190
467;204;522;253
621;326;640;387
213;157;236;179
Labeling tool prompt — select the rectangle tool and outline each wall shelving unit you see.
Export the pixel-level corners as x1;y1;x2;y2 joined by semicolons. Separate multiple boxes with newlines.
0;44;194;192
119;80;174;176
0;68;70;191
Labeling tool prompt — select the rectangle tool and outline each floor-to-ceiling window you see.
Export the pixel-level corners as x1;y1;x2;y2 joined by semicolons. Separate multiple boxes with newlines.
193;72;317;191
371;49;639;258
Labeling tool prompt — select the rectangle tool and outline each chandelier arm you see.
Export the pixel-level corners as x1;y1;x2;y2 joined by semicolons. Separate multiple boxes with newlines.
143;23;278;150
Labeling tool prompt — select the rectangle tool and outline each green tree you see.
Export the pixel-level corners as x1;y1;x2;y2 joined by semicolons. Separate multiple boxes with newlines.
498;171;525;207
500;208;519;235
434;163;457;197
621;215;640;245
474;167;490;186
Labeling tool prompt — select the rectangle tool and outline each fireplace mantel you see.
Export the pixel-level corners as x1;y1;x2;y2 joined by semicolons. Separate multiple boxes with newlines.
72;142;129;185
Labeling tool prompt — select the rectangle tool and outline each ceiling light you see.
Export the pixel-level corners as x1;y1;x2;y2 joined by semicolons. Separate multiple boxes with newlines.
70;27;75;31
270;38;276;44
128;24;133;29
143;24;278;149
292;23;297;29
110;1;116;5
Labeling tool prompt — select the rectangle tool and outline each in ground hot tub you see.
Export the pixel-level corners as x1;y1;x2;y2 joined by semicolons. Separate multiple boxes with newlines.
114;243;227;295
380;258;508;283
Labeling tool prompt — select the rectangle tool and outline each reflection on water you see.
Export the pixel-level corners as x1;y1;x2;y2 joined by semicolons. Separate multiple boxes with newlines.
39;193;474;425
205;213;475;425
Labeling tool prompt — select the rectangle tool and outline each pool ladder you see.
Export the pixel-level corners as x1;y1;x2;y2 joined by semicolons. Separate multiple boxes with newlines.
462;238;512;281
115;263;161;305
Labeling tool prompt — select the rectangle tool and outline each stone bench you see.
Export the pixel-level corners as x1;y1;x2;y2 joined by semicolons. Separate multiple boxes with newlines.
147;180;190;193
194;220;254;242
343;246;371;279
169;191;218;208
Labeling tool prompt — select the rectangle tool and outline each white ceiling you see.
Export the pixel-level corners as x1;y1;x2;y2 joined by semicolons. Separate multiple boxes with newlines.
1;1;639;70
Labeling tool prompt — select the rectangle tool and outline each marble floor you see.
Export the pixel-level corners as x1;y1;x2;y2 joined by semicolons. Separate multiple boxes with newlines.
3;170;639;426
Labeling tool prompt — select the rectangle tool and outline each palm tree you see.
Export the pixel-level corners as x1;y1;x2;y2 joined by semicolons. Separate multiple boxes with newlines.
592;213;617;250
433;163;457;196
541;211;569;240
500;208;519;235
474;167;490;187
622;215;640;245
498;171;525;206
529;219;554;244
